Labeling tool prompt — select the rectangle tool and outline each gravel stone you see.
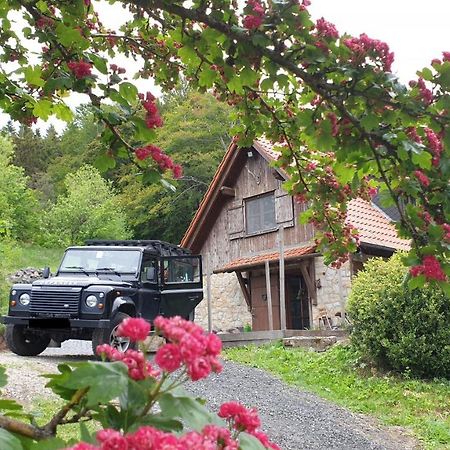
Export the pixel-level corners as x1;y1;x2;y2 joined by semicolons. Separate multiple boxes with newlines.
0;342;420;449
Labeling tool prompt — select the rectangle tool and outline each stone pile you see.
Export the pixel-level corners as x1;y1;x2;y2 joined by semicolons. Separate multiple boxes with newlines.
8;267;43;284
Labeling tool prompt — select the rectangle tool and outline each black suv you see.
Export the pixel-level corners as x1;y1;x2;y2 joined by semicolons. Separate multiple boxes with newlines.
3;240;203;356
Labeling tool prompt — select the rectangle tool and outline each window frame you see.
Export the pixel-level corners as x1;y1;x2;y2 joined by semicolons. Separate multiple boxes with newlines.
244;191;277;237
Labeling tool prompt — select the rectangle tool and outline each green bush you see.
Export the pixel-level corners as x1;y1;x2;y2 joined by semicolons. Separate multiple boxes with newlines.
347;254;450;378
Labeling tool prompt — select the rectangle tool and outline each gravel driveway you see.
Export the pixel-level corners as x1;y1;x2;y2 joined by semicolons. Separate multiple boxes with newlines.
0;340;420;450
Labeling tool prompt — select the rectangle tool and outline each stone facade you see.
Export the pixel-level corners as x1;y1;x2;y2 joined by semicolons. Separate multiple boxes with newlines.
194;257;352;331
195;272;252;331
312;258;352;328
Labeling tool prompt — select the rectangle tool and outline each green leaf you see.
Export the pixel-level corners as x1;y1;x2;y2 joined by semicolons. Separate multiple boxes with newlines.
360;113;379;132
411;150;432;170
159;389;221;431
119;82;138;104
227;75;243;94
55;23;84;47
240;67;258;87
0;429;23;450
0;399;23;412
95;153;116;172
132;414;183;432
23;66;45;88
438;281;450;298
0;366;7;388
238;432;267;449
142;169;160;185
160;178;176;192
89;54;108;75
177;45;201;66
79;421;96;444
63;361;129;406
33;99;52;120
53;103;73;122
32;438;68;450
198;67;217;87
408;274;426;290
133;118;157;142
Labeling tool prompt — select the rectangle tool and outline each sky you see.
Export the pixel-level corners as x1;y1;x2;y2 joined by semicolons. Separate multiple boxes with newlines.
2;0;449;132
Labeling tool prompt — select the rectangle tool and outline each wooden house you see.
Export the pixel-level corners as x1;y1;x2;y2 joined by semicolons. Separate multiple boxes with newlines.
181;139;410;332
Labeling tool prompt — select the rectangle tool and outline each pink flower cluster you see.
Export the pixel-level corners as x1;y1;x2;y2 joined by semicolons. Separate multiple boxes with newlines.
153;316;222;381
96;345;160;381
219;402;280;450
443;223;450;241
443;51;450;62
243;0;265;30
67;60;93;79
343;33;394;72
327;112;339;136
134;145;183;179
117;317;151;341
424;127;443;166
139;92;163;129
414;170;430;188
66;422;276;450
315;17;339;39
417;78;433;105
410;255;447;282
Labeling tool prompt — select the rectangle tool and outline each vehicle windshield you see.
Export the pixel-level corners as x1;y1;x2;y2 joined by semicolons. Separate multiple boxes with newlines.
59;249;141;275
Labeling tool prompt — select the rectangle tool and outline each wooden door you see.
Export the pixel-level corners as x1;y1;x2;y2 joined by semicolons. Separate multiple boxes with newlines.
249;274;280;331
286;275;310;329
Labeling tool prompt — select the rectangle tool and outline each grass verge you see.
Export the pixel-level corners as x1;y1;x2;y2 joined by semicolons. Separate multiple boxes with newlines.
224;343;450;450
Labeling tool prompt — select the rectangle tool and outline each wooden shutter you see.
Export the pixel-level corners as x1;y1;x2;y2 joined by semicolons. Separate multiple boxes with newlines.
275;193;294;227
227;204;244;240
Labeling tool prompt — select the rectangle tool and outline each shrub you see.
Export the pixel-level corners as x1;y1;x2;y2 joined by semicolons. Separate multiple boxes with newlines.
347;254;450;378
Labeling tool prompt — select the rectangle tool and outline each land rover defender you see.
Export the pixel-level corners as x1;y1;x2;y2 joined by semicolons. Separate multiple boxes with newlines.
3;240;203;356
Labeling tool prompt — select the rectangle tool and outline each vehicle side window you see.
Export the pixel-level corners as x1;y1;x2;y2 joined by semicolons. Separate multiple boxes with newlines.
141;258;157;283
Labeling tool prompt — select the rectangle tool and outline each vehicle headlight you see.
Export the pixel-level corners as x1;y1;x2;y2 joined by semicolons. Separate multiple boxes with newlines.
19;293;30;306
85;295;98;308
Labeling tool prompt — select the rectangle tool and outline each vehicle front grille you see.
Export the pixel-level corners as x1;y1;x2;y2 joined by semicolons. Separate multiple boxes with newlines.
30;288;81;317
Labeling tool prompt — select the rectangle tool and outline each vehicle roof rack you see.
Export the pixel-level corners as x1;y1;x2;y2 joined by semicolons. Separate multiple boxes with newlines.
85;240;191;256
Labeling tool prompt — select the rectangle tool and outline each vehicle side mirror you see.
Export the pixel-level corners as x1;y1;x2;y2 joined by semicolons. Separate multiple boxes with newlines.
42;267;51;279
145;267;156;281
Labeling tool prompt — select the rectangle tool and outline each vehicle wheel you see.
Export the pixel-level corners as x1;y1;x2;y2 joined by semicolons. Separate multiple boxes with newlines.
92;312;136;355
5;325;50;356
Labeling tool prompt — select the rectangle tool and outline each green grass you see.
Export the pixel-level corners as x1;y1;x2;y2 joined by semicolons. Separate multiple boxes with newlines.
225;343;450;450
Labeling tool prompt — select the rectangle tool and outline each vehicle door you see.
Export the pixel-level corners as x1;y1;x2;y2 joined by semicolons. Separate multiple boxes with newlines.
159;256;203;319
138;256;160;320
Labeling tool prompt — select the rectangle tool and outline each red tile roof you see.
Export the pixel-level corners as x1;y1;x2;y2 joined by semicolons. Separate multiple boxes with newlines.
347;198;410;251
181;138;410;254
214;245;316;273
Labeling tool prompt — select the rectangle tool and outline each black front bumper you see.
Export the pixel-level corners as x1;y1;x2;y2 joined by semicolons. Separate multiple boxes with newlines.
2;316;111;329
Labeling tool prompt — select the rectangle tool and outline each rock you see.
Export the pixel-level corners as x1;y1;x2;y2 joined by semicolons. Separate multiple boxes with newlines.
8;267;43;284
283;336;337;352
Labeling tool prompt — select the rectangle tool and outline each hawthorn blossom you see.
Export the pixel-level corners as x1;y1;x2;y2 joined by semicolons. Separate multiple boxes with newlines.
67;61;92;79
315;17;339;39
417;78;433;105
414;170;430;188
140;91;163;129
219;401;261;433
243;0;265;30
410;255;447;281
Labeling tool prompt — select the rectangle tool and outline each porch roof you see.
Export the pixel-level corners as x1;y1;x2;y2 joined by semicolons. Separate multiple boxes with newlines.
214;244;317;273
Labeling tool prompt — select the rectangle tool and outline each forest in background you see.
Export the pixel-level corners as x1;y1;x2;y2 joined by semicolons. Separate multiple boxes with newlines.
0;90;232;247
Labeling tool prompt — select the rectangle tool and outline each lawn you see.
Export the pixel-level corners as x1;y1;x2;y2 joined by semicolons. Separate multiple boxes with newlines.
225;343;450;450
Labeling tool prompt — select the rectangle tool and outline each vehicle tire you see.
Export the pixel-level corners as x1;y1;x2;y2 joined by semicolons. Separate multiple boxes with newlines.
5;325;50;356
92;312;136;356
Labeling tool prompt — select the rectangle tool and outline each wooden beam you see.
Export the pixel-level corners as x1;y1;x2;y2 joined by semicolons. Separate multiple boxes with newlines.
278;226;286;331
300;261;317;305
264;260;274;331
236;271;251;312
219;186;235;197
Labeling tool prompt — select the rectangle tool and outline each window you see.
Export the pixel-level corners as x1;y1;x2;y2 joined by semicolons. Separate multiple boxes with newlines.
162;257;201;284
245;193;276;234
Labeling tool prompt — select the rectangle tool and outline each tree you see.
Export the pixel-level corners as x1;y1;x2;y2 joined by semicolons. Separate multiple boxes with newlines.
0;1;448;290
117;90;232;242
0;135;40;241
43;165;130;246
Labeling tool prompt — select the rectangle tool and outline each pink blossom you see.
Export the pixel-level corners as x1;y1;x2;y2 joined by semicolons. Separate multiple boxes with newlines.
155;343;182;372
424;127;443;166
251;430;281;450
315;17;339;39
218;401;261;433
410;255;447;281
187;356;211;381
243;0;265;30
442;51;450;62
134;146;152;161
414;170;430;188
172;164;183;179
117;318;150;342
443;223;450;241
67;60;92;79
417;78;433;105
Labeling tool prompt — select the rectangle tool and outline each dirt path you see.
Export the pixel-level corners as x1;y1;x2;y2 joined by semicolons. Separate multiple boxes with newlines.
0;342;422;450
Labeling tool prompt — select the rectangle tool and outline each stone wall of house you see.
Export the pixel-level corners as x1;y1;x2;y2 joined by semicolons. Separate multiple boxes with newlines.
312;257;352;328
194;272;252;331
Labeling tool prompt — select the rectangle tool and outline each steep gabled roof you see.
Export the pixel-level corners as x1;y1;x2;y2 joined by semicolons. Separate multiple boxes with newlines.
181;139;410;253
